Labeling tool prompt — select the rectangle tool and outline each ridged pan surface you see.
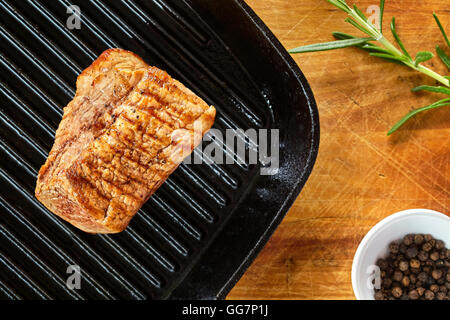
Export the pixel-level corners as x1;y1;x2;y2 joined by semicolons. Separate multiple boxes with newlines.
0;0;319;299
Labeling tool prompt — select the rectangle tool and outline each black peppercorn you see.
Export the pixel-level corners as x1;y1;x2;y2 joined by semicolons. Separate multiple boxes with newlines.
374;290;384;300
393;271;403;282
417;287;425;297
414;234;424;245
422;242;433;252
429;251;440;261
418;272;428;283
408;289;419;300
392;287;403;298
401;276;410;287
386;267;394;277
430;284;439;293
382;278;392;288
431;269;443;280
377;258;388;270
399;243;407;254
406;246;418;258
377;259;388;270
389;242;400;254
403;234;414;246
424;290;435;300
409;259;420;269
436;292;446;300
410;267;420;274
435;240;445;250
417;251;428;262
399;260;409;272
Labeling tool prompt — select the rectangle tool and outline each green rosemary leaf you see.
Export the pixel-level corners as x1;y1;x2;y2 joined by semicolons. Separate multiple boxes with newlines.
362;43;391;54
388;98;450;135
412;85;450;95
345;18;373;35
353;5;368;22
379;0;385;33
390;17;412;60
288;37;372;53
436;45;450;69
414;51;434;67
332;31;356;40
433;13;450;48
327;0;351;13
332;32;390;54
369;52;405;63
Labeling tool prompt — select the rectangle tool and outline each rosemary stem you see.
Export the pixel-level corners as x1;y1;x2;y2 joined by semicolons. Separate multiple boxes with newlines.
414;64;450;87
377;36;403;57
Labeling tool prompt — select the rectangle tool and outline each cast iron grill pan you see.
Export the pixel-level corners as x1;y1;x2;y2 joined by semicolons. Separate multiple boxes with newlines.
0;0;319;299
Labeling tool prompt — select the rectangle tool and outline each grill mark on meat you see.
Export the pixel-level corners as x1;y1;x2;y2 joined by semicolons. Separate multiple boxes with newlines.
66;164;108;220
84;138;152;189
146;67;201;107
130;96;182;131
136;105;180;131
81;165;141;204
76;114;174;210
77;155;143;217
82;119;185;208
150;84;199;124
87;126;168;194
88;159;150;192
139;86;193;122
39;75;138;189
136;75;201;125
108;127;154;168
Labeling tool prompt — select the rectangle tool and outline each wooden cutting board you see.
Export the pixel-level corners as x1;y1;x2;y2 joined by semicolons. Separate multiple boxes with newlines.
227;0;449;300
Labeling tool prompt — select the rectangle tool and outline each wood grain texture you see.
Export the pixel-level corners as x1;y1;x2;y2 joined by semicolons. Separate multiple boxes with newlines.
227;0;449;300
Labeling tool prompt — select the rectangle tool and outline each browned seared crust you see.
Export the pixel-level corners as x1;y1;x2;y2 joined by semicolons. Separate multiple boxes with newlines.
35;48;216;233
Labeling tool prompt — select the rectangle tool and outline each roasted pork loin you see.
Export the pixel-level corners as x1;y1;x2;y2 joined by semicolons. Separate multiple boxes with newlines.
35;49;216;233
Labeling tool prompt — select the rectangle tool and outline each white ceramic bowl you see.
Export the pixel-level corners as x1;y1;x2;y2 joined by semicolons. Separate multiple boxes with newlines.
352;208;450;300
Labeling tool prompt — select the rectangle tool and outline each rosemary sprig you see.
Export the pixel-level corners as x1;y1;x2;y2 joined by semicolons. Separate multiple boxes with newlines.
288;0;450;135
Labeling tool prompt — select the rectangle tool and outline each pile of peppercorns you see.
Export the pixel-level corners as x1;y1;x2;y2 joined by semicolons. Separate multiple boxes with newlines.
374;234;449;300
